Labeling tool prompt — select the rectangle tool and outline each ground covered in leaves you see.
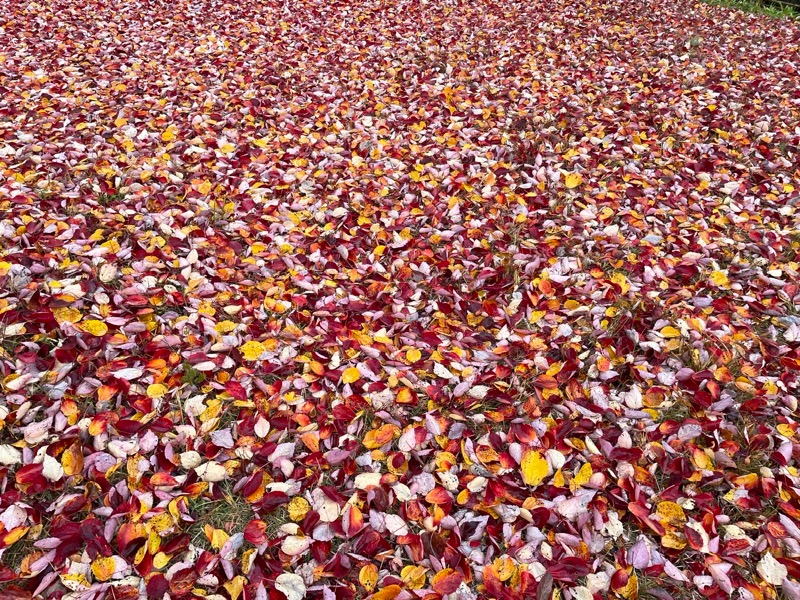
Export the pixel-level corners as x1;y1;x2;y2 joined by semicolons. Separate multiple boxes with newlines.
1;0;800;598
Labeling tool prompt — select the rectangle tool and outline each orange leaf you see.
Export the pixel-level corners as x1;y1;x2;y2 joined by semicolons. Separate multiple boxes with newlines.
432;568;464;595
371;585;402;600
362;424;399;449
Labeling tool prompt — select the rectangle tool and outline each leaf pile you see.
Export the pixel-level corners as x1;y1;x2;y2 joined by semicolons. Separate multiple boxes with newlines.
1;0;800;598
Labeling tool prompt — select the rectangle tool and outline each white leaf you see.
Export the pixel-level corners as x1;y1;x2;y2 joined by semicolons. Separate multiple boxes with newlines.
757;551;788;586
0;504;27;530
311;488;340;522
556;489;596;521
383;514;408;536
254;417;270;438
275;573;306;600
195;462;227;482
467;385;489;399
111;368;144;380
281;536;311;556
42;454;64;481
179;451;202;469
99;263;118;283
355;472;383;490
433;363;454;380
0;444;22;465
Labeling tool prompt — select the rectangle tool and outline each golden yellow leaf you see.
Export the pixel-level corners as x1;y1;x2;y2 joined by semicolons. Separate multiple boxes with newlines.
52;307;82;325
215;320;237;333
239;340;265;361
492;556;517;581
61;444;84;477
204;525;229;550
161;127;177;142
564;172;583;189
82;320;108;337
659;326;681;338
661;531;687;550
288;496;311;522
359;564;378;592
342;367;361;384
146;383;168;399
570;462;593;491
3;526;29;546
223;576;246;600
520;449;548;487
777;424;795;439
401;565;428;589
406;348;422;363
91;556;118;582
196;180;213;195
656;501;686;526
709;270;729;287
610;272;631;293
617;574;638;599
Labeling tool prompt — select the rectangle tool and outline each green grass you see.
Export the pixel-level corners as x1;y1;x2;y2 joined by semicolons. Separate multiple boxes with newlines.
186;484;256;550
702;0;799;18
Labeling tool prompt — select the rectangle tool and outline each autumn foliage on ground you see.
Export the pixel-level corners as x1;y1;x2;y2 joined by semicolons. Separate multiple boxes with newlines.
1;0;800;598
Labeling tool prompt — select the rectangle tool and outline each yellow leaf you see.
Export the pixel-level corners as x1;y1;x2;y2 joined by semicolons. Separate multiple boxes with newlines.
777;424;795;439
564;172;583;189
52;307;82;325
205;525;229;550
610;272;631;293
161;127;177;142
359;564;378;592
146;383;168;399
617;574;638;599
81;320;108;337
3;526;29;546
661;532;687;550
215;320;237;333
342;367;361;384
196;180;213;195
406;348;422;363
520;449;549;487
492;556;517;581
709;270;729;287
288;496;311;522
659;326;681;338
401;565;428;589
570;462;593;491
656;501;686;526
223;576;246;600
61;444;84;477
91;556;118;582
691;448;714;470
239;340;265;361
552;468;566;488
